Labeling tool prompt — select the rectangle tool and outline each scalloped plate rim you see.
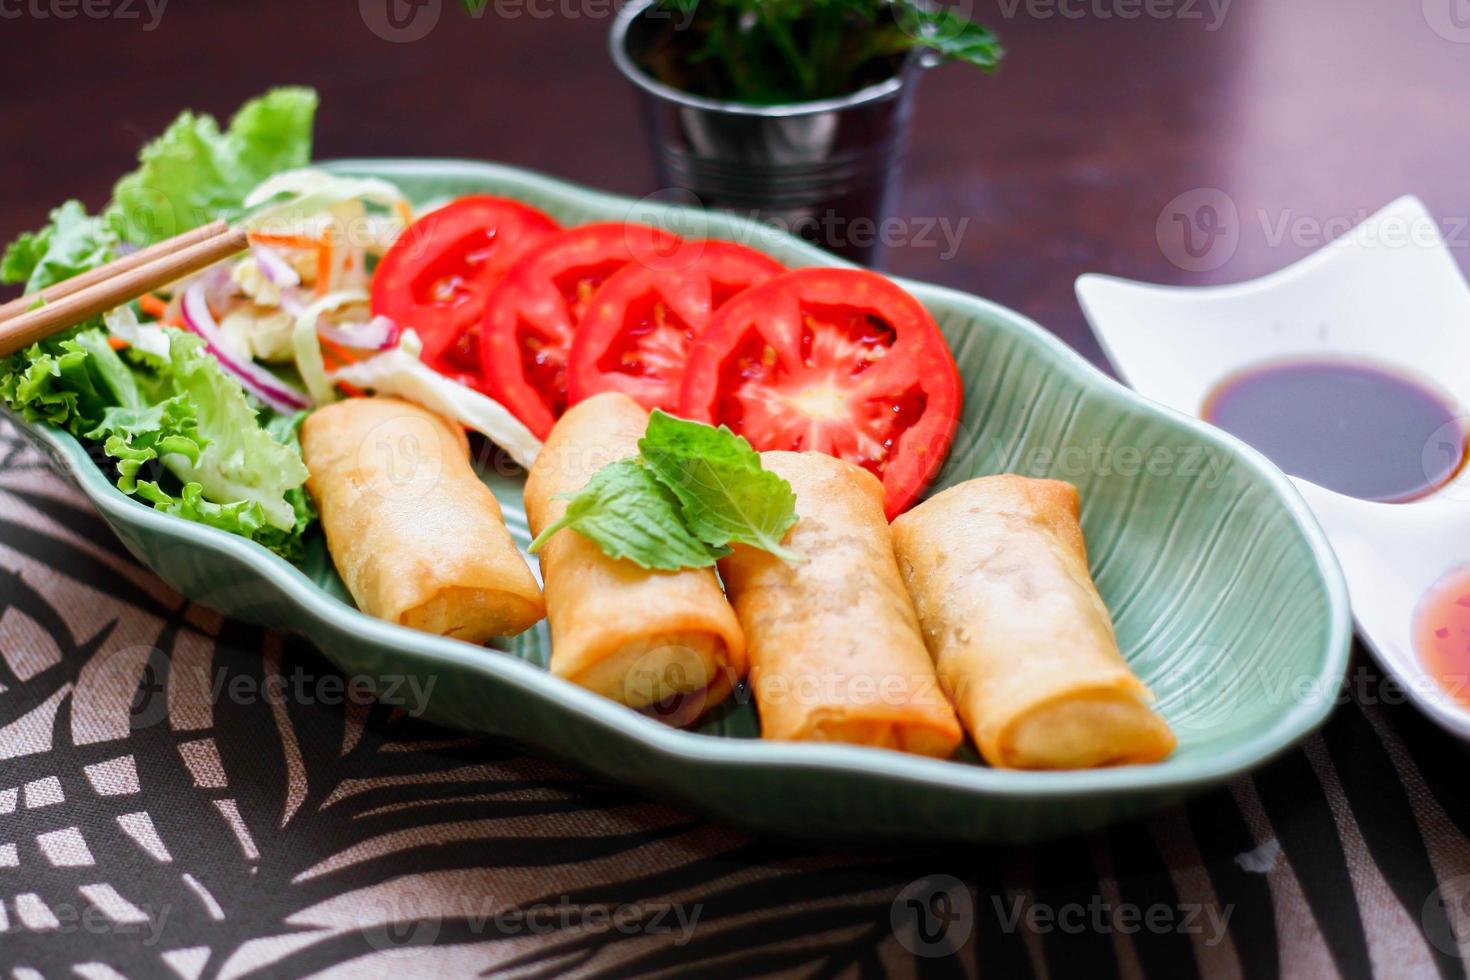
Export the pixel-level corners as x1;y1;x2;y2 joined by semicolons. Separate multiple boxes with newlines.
7;156;1354;801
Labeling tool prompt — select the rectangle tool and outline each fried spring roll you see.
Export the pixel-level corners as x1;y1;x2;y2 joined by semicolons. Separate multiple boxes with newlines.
302;397;544;642
523;393;746;713
891;475;1176;769
718;452;964;757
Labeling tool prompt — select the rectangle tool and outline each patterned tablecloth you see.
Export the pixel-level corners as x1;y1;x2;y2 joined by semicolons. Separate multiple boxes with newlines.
1;419;1469;979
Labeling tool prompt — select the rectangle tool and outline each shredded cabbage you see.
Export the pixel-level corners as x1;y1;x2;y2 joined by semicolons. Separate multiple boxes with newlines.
245;168;410;236
329;347;542;470
292;290;368;406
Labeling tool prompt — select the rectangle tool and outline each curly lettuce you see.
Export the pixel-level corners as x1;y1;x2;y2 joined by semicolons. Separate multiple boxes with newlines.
2;86;318;291
1;201;116;296
110;87;318;245
1;327;313;560
0;87;320;560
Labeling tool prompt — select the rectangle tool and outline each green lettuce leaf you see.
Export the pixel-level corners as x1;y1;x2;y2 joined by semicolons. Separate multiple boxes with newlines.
150;329;310;534
0;325;311;560
109;87;319;244
0;329;128;433
528;458;726;571
1;201;117;294
0;88;319;560
2;86;318;290
638;410;803;562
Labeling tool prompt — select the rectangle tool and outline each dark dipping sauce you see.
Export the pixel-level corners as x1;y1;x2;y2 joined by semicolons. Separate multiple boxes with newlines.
1202;358;1465;502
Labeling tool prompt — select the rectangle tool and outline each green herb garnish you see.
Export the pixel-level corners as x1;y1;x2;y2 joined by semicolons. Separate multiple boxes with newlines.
639;410;803;562
529;411;803;571
529;458;727;570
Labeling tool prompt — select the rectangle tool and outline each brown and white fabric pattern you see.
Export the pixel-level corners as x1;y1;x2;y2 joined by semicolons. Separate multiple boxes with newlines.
0;419;1468;979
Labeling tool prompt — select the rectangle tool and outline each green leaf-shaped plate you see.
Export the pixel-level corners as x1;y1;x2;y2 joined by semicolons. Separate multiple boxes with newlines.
6;159;1351;844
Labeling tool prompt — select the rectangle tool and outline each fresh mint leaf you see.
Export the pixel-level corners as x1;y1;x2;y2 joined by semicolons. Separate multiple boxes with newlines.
529;458;727;571
638;410;803;562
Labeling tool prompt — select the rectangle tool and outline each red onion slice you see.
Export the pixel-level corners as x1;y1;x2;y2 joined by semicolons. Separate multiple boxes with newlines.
315;315;400;351
251;244;301;289
181;282;311;415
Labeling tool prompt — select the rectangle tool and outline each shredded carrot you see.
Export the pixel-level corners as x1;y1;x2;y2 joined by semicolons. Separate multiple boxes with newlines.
319;337;350;371
316;237;334;297
319;337;365;396
138;293;169;319
107;335;129;351
248;232;321;250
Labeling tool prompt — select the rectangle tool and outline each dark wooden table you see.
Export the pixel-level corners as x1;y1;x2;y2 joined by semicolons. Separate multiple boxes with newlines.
6;0;1470;365
5;1;1470;977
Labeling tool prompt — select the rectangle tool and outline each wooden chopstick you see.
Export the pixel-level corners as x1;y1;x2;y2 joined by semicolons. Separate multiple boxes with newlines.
0;224;249;358
0;219;231;326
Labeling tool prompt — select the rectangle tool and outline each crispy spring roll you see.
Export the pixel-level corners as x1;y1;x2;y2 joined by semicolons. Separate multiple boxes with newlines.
718;452;964;757
891;475;1176;769
301;397;544;642
523;393;746;713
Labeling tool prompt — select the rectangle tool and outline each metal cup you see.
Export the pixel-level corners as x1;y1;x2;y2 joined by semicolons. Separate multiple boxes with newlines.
610;0;921;267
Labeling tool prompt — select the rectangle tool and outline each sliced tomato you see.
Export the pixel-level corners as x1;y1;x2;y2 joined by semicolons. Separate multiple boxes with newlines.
678;268;962;517
566;241;784;413
370;196;560;391
480;222;686;437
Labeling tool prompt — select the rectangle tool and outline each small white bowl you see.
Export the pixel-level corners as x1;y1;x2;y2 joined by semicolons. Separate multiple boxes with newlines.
1077;195;1470;740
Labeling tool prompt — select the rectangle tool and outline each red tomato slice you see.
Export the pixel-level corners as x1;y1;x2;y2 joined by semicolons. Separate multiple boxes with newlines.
566;240;785;413
678;268;962;517
371;196;560;391
480;222;686;437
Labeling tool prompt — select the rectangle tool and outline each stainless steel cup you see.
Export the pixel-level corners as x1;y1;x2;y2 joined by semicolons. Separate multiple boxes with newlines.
610;0;921;266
